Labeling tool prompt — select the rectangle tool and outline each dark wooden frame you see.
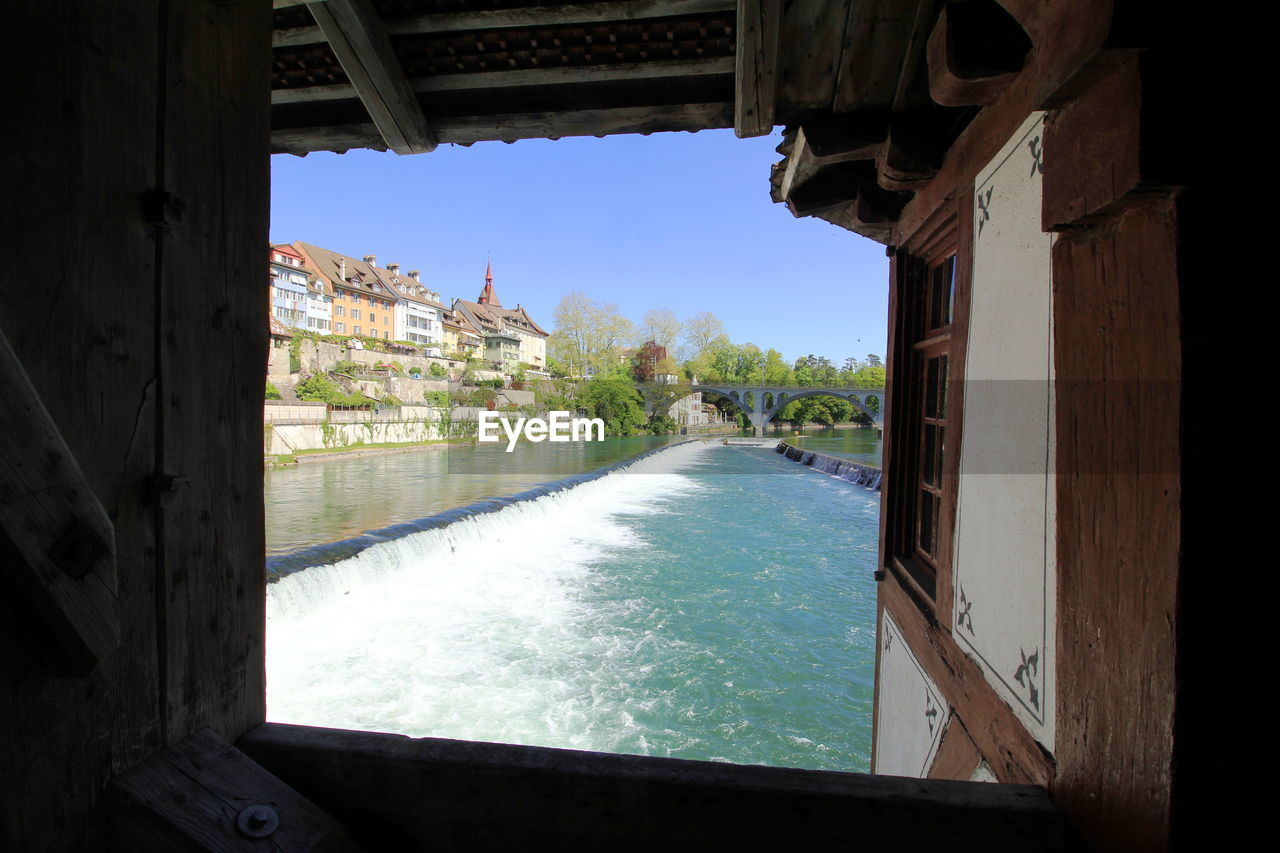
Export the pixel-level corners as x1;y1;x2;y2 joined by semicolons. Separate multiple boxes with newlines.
880;192;972;627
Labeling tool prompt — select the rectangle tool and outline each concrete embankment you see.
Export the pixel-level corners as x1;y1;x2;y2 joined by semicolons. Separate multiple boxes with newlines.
776;440;882;490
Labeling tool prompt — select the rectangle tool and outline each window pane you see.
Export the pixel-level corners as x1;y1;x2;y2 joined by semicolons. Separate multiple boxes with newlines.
919;490;935;556
925;357;940;418
937;355;949;419
928;256;956;330
923;424;938;487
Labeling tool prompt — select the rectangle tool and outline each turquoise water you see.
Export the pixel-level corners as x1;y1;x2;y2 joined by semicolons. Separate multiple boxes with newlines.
266;440;880;772
769;425;882;466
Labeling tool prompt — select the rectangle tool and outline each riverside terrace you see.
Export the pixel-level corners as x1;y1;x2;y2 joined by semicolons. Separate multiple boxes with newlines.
2;1;1250;849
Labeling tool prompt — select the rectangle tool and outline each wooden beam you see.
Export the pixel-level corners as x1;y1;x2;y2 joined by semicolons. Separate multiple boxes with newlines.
0;326;118;677
734;0;782;137
109;728;358;851
273;0;738;49
306;0;436;154
927;0;1032;107
272;102;732;153
833;0;920;112
271;56;735;105
241;722;1065;851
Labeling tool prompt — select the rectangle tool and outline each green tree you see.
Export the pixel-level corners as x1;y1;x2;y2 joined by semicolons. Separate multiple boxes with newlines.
579;378;646;436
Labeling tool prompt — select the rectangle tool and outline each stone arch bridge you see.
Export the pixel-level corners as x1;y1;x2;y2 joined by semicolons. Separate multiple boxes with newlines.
642;384;886;436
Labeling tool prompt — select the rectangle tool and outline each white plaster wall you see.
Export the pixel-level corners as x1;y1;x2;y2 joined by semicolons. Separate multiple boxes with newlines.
953;111;1056;748
874;611;947;777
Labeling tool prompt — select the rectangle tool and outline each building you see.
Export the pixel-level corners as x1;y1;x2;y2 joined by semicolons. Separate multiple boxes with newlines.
452;262;550;375
268;243;309;330
383;266;445;355
293;243;398;341
441;306;484;361
4;2;1249;849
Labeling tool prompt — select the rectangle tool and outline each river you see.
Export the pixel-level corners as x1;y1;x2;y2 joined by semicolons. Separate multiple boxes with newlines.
265;432;882;772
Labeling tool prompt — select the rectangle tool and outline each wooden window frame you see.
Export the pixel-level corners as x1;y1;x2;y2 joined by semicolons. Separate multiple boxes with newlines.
880;193;973;628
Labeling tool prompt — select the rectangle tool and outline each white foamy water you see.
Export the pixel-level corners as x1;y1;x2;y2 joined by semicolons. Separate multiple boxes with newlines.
266;440;711;750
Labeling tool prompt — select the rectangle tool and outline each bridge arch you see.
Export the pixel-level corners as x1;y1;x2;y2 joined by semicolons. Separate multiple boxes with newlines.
761;388;878;426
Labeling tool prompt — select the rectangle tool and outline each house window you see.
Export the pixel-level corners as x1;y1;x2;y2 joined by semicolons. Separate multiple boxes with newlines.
883;200;969;618
354;325;362;335
351;309;360;320
336;322;345;333
335;305;345;317
369;313;376;324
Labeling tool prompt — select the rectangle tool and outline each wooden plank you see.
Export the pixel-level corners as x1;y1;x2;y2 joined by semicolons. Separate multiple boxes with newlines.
271;56;735;105
110;728;358;851
1052;198;1180;853
833;0;920;112
1;0;163;845
157;0;270;747
307;0;436;154
0;327;119;676
773;0;848;112
272;102;732;153
880;574;1055;787
241;722;1065;851
929;715;985;781
273;0;738;49
734;0;782;137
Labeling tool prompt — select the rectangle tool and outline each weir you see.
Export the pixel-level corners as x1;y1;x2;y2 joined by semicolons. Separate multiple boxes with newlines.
775;441;883;491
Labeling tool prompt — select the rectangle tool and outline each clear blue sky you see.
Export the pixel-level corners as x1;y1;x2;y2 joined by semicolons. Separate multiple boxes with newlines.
270;128;888;365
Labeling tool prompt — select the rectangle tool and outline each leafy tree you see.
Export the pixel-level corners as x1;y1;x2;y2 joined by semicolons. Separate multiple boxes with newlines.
548;291;635;378
763;348;795;385
579;378;647;435
632;340;668;383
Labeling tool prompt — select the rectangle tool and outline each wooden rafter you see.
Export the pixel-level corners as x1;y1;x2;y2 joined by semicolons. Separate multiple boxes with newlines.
0;327;118;677
275;0;738;49
734;0;781;138
306;0;436;155
272;56;735;106
272;101;733;154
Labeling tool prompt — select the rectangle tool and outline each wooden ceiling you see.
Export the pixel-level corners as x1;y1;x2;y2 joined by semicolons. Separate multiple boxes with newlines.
271;1;1031;242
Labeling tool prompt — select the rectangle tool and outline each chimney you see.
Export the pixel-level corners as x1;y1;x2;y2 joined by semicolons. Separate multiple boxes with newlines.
408;270;420;282
338;257;346;280
363;254;376;267
387;263;400;275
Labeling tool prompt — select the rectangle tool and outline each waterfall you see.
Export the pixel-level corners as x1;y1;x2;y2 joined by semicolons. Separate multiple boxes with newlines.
774;441;882;491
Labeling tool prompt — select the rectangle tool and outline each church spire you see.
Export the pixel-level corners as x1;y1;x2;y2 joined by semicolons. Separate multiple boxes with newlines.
478;259;501;306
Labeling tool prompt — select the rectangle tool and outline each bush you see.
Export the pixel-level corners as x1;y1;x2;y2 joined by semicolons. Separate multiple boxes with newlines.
294;373;369;407
265;381;282;400
423;390;450;407
332;360;361;376
428;363;447;378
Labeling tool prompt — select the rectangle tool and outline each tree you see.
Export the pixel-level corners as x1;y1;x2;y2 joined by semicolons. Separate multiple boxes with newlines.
866;353;883;368
640;309;682;350
579;378;647;436
632;340;668;383
680;311;726;360
548;291;636;378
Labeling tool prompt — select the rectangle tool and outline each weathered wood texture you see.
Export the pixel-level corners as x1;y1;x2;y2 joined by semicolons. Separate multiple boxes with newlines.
1;1;271;848
1051;197;1180;853
109;728;357;852
276;0;737;48
0;327;119;677
930;714;984;781
272;102;734;153
734;0;782;137
158;0;270;748
1;3;162;848
892;0;1113;243
240;723;1065;852
306;0;437;154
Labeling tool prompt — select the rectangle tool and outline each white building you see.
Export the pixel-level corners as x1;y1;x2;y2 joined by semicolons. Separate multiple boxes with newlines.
384;265;445;356
269;243;309;330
